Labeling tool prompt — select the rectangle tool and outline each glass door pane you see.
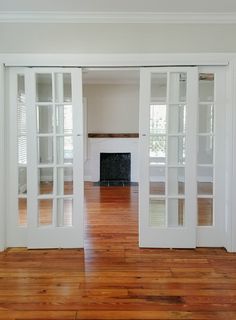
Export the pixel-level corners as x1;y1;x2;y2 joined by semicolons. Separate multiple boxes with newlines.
17;74;27;226
197;73;214;227
36;74;53;102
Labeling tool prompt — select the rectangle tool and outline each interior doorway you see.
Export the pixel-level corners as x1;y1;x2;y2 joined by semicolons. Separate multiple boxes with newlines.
82;68;140;250
5;65;228;249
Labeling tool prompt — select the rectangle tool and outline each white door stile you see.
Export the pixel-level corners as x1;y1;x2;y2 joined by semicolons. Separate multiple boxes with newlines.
230;60;236;252
139;68;152;246
0;63;6;251
197;67;226;247
212;67;226;246
225;61;236;252
184;68;198;245
26;69;41;247
71;68;84;247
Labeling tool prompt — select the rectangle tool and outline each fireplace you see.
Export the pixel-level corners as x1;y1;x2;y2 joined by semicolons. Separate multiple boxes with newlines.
87;137;139;184
99;152;131;185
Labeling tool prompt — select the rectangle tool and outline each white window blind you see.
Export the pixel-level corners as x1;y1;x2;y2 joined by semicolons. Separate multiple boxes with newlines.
17;102;27;165
150;104;166;158
17;104;26;135
18;135;27;165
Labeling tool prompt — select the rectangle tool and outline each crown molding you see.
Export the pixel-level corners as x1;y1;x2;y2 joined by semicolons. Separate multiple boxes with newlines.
1;11;236;24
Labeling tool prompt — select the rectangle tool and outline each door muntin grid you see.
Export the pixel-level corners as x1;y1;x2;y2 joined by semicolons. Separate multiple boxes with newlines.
197;73;215;226
17;74;27;226
35;72;74;228
149;72;187;228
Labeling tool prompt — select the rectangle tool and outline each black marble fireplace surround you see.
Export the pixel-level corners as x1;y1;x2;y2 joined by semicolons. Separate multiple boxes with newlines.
97;152;133;186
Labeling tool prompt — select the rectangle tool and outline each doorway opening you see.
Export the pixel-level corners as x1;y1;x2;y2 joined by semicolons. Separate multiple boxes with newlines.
6;65;227;250
82;68;140;247
82;68;140;184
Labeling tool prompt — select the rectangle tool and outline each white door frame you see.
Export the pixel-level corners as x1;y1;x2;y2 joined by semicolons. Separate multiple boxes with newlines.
0;53;235;252
226;60;236;252
0;64;5;251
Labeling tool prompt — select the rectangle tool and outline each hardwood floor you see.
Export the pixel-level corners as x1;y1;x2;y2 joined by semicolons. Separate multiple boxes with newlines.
1;183;236;319
19;182;213;227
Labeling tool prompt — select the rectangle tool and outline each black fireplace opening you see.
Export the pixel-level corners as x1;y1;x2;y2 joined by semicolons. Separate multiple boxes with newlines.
98;152;132;186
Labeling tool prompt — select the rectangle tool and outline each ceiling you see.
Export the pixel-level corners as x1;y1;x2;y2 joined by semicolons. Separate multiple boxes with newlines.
1;0;236;13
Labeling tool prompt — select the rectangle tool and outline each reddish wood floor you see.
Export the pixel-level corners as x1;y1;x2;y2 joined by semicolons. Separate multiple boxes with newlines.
1;183;236;319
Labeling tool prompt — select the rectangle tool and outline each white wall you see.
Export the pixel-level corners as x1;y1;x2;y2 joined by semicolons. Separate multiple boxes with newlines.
83;83;139;180
1;0;235;12
83;84;139;133
1;24;236;53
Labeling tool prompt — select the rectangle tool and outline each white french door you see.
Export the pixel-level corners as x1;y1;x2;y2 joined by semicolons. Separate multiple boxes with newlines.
139;67;198;248
139;66;226;248
7;68;84;248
